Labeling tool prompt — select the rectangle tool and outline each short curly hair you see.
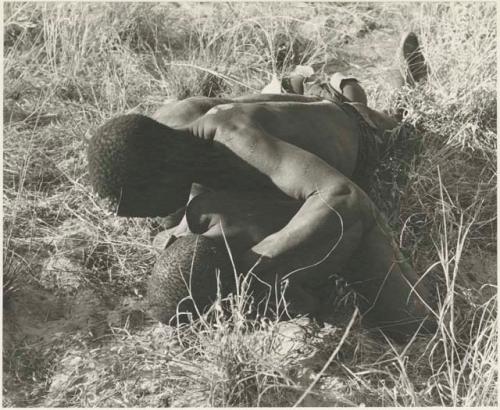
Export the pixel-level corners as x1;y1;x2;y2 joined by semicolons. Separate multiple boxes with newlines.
147;235;234;324
87;114;168;204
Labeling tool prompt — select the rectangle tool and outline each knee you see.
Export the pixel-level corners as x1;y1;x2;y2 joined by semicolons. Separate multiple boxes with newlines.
330;73;368;105
341;80;368;105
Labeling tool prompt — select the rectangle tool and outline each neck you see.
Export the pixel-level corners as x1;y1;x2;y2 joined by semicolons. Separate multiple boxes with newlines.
152;126;199;182
159;123;277;194
157;124;229;188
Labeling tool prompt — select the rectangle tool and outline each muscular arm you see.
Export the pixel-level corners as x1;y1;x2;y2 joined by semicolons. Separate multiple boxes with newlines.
214;120;373;279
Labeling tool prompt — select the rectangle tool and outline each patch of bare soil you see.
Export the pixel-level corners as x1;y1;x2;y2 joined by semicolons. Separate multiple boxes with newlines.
3;282;147;406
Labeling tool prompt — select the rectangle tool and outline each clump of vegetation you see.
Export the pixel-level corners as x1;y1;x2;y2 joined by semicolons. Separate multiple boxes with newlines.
3;2;496;407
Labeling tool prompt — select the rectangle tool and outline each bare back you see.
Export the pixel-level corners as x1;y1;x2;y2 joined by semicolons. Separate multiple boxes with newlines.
154;96;361;178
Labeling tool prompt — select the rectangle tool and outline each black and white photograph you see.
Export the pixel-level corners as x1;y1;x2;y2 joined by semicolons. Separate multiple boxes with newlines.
3;1;497;407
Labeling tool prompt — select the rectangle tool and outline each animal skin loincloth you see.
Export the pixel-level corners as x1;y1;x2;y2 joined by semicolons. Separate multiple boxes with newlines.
341;102;382;193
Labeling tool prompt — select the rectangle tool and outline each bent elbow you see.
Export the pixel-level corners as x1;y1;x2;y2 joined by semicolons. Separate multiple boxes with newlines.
315;183;371;225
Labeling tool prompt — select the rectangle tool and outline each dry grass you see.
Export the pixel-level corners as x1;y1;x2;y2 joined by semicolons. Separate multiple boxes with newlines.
3;2;497;407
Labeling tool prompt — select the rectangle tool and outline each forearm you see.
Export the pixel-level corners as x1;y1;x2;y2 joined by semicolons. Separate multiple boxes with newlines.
241;187;368;280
